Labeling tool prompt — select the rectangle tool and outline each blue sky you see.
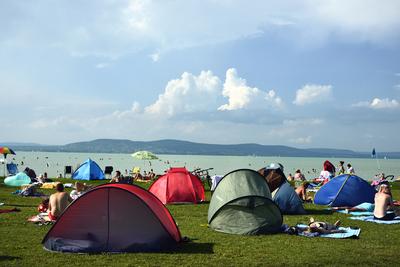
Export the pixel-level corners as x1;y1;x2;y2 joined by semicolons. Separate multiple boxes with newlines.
1;0;400;151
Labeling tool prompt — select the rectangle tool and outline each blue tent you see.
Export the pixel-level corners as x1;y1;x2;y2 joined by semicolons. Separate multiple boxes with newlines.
272;181;306;214
72;159;105;181
314;174;375;207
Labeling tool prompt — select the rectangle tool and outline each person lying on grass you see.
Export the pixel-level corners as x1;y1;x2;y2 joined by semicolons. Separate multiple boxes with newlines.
306;217;345;234
285;218;345;236
332;202;375;213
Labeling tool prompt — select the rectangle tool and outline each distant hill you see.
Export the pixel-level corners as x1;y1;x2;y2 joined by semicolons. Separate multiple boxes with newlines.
3;139;400;158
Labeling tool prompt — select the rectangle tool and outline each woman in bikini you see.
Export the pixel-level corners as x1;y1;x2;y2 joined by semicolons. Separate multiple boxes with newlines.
307;217;344;234
373;183;400;221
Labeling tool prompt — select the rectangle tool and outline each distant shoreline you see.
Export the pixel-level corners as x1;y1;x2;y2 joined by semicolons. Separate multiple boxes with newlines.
2;139;400;159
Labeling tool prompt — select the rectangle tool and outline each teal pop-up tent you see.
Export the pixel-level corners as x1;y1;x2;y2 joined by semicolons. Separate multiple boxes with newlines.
4;172;31;186
208;169;282;235
72;159;105;181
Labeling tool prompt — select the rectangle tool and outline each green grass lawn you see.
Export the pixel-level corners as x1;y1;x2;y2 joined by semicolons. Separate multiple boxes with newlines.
1;178;399;267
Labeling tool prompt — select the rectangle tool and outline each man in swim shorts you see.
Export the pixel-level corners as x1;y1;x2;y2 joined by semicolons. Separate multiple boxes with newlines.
48;183;72;221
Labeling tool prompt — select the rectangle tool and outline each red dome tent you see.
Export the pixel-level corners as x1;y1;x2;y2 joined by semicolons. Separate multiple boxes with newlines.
149;167;205;204
42;184;181;253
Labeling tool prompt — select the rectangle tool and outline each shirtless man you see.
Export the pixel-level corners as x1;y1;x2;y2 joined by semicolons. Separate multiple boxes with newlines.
48;183;72;221
373;183;399;221
295;182;312;202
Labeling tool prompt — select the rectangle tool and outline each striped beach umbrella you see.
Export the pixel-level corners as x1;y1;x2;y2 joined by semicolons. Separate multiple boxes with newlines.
0;146;16;177
0;147;16;159
131;151;158;160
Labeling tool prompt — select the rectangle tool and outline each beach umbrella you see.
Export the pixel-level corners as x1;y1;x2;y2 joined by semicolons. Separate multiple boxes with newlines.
131;151;159;173
131;151;159;160
0;146;16;177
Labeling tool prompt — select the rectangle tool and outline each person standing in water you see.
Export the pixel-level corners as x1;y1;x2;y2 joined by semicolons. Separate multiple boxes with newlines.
338;161;345;175
347;163;355;174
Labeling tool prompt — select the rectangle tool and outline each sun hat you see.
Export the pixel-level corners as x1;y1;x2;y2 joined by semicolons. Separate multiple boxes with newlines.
265;162;284;172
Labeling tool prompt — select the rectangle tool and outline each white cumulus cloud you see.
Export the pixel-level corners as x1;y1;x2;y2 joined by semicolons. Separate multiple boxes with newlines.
95;62;110;69
218;68;283;111
145;70;221;117
293;84;333;106
149;51;160;62
283;118;324;126
352;98;400;109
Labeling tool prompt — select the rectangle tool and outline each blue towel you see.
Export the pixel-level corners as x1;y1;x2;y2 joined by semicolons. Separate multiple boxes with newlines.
296;224;361;238
349;216;400;224
335;210;374;216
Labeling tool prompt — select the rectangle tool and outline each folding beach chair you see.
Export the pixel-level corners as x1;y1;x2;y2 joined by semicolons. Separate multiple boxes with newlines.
64;166;73;178
6;163;18;176
104;166;113;178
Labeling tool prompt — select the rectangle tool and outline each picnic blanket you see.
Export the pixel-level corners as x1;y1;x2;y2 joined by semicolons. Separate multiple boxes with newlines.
295;224;361;238
349;216;400;224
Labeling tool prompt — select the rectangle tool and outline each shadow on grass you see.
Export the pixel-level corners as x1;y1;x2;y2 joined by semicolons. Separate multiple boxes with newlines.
167;201;210;206
304;209;333;215
0;255;21;261
4;203;37;208
176;242;214;254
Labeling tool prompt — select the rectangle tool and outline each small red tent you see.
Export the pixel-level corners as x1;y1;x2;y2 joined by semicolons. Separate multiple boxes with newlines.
149;167;205;204
42;184;181;253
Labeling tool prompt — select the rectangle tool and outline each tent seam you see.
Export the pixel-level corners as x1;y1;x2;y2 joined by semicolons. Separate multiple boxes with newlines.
331;174;351;206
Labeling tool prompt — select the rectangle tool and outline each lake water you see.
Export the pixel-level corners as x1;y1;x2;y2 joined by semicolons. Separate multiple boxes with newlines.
2;151;399;181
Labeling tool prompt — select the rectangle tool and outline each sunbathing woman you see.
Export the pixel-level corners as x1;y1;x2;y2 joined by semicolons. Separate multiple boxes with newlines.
306;217;345;234
374;183;400;221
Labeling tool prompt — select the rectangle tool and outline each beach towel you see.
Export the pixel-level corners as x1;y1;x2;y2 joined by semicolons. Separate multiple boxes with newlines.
295;224;361;238
27;213;55;225
349;216;400;224
334;210;374;216
329;209;374;216
40;182;61;189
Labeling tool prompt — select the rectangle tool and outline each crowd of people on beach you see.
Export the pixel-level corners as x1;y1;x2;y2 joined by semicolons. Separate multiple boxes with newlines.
3;156;398;237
